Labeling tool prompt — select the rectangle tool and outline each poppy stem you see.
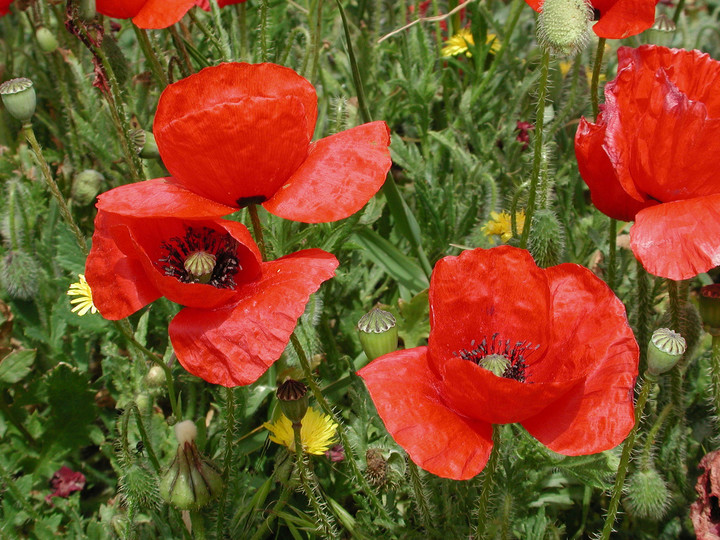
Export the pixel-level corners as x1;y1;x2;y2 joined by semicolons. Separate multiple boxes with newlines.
187;9;227;60
130;402;161;473
168;25;194;78
710;335;720;433
290;333;393;521
236;3;248;60
133;26;169;87
600;371;656;540
640;402;671;469
672;0;685;24
636;260;651;373
247;204;267;261
22;123;88;256
215;387;236;538
590;38;606;121
519;48;550;250
208;0;233;62
408;459;435;534
475;424;501;538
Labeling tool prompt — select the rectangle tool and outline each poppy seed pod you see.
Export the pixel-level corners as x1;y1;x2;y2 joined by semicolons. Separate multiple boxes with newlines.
699;284;720;335
0;78;36;123
358;308;398;361
276;379;309;424
647;328;686;375
537;0;592;55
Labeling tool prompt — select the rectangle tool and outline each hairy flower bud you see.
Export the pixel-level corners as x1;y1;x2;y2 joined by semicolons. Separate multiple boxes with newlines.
0;250;39;300
276;379;309;424
35;27;59;53
647;328;686;375
537;0;592;55
72;169;104;206
528;209;565;268
625;467;670;520
357;308;398;361
144;365;166;388
0;78;36;123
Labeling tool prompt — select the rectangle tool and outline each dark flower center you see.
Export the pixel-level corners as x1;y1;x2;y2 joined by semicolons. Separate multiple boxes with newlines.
236;195;267;208
592;7;601;21
454;333;539;382
159;227;240;289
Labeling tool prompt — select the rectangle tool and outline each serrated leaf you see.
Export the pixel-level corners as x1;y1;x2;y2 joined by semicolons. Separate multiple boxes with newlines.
0;349;35;384
44;362;97;449
551;451;619;490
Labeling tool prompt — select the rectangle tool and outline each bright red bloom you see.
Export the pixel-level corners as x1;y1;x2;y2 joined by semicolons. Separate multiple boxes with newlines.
576;45;720;280
96;0;197;29
358;247;638;480
153;62;392;223
525;0;657;39
0;0;13;16
85;179;338;387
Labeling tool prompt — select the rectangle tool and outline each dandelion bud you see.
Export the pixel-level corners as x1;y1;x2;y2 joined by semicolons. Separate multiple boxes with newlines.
276;379;309;424
647;328;686;376
35;27;59;53
71;169;104;206
537;0;592;56
528;209;565;268
0;250;39;300
160;420;222;510
0;78;36;124
624;467;670;520
357;308;398;361
699;284;720;336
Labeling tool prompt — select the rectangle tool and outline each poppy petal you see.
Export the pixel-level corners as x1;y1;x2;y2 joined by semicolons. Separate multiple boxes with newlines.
630;195;720;280
591;0;656;39
262;121;392;223
358;348;493;480
169;249;338;386
131;0;197;29
96;0;144;18
85;212;161;320
520;263;638;454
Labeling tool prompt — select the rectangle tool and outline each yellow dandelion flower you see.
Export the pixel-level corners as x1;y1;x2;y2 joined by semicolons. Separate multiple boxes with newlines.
441;29;500;58
67;274;98;316
559;60;572;78
263;407;338;455
481;210;526;243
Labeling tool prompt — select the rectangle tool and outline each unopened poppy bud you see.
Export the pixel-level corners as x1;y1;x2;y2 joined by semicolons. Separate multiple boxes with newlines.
699;284;720;336
647;328;686;375
0;250;39;300
276;379;309;423
357;308;398;361
36;27;59;53
537;0;592;56
144;365;166;387
159;420;222;510
71;169;104;205
130;129;160;159
624;467;670;520
0;78;36;123
528;209;565;268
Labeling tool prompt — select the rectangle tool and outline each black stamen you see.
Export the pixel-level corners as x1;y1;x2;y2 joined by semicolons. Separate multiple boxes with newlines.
454;333;539;382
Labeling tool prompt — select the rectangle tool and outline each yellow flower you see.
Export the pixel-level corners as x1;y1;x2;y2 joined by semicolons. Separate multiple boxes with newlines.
481;210;526;243
67;274;98;316
441;29;500;58
263;407;338;455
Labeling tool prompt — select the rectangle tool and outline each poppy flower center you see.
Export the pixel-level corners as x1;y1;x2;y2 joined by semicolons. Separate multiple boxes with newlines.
454;333;539;382
159;227;241;289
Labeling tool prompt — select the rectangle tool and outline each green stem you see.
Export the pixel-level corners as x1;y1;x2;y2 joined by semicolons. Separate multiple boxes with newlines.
636;260;651;373
216;387;237;538
249;469;296;540
408;459;433;533
169;25;193;78
260;0;269;62
133;26;169;87
187;9;227;59
247;204;267;261
308;0;324;82
130;403;161;472
475;424;502;538
190;509;208;540
600;372;656;539
666;279;685;418
519;48;550;249
591;37;606;121
640;402;671;468
710;335;720;433
209;0;232;61
607;217;617;290
672;0;685;24
22;124;88;256
237;3;248;60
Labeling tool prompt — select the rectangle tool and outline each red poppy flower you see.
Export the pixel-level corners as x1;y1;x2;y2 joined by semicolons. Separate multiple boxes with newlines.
358;247;638;480
85;179;338;387
524;0;657;39
575;45;720;280
153;62;391;223
0;0;12;16
96;0;197;29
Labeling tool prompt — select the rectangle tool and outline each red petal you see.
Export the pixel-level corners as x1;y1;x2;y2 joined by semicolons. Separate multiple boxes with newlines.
427;247;552;375
575;116;656;221
630;195;720;280
96;178;236;219
357;348;493;480
85;212;161;320
169;249;338;386
521;263;638;454
263;122;392;222
132;0;197;28
591;0;656;39
96;0;144;18
524;0;542;11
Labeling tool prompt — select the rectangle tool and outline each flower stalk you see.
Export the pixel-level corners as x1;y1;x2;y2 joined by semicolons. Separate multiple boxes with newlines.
710;335;720;432
133;26;169;87
215;387;236;538
475;424;502;538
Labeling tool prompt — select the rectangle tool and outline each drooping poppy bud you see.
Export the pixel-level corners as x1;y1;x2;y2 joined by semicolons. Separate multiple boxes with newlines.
647;328;686;376
699;284;720;336
72;169;104;206
35;27;59;53
276;379;309;424
0;78;36;123
537;0;592;55
159;420;222;510
357;308;398;361
144;365;166;388
528;209;565;268
624;467;670;520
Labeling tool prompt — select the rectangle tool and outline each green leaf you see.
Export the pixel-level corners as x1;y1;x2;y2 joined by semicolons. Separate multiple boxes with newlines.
0;349;35;385
385;291;430;348
44;362;97;449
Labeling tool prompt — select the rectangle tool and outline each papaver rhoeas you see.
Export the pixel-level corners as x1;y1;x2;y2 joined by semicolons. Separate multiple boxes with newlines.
525;0;657;39
85;179;338;387
153;62;392;223
96;0;197;29
0;0;13;16
576;45;720;280
358;247;638;480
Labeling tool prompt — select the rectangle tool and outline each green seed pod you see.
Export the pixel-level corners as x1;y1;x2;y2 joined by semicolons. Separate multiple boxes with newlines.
35;27;59;53
647;328;686;376
624;467;670;520
276;379;309;424
71;169;104;206
528;209;565;268
130;129;161;159
699;284;720;336
537;0;592;56
0;250;39;299
358;308;398;361
658;300;702;358
0;78;36;123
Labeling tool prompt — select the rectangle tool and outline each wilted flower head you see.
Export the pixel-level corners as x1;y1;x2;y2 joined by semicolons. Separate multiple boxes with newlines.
45;466;86;504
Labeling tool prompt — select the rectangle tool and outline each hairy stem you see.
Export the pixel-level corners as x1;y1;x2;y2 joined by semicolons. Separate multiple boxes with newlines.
475;424;502;538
